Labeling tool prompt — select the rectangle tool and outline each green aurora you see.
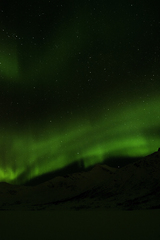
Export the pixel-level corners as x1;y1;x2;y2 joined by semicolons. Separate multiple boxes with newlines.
0;1;160;184
0;95;160;184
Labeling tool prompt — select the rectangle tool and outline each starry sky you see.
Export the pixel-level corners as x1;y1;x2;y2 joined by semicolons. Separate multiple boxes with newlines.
0;0;160;184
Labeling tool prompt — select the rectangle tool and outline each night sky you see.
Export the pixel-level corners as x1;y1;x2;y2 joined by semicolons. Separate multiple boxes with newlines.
0;0;160;184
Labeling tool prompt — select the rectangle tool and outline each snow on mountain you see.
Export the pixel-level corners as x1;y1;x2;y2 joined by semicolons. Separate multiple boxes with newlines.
0;149;160;210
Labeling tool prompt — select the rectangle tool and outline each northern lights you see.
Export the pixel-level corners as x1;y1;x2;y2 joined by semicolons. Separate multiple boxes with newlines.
0;96;160;185
0;41;19;81
0;0;160;184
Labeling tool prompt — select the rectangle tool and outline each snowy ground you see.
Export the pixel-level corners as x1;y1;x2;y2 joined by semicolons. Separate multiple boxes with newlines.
1;150;160;239
0;210;160;240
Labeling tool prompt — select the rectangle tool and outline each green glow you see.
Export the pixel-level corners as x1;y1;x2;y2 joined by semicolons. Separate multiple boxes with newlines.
0;1;159;187
0;42;19;81
0;95;159;185
20;12;92;84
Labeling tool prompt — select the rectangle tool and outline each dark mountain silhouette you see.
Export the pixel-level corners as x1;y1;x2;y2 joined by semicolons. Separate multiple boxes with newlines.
0;149;160;210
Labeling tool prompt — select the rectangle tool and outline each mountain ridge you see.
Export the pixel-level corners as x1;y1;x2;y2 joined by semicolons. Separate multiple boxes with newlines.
0;149;160;210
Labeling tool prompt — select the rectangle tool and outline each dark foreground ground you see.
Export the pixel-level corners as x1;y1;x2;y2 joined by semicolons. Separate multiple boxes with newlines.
0;209;160;240
1;151;160;239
